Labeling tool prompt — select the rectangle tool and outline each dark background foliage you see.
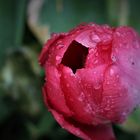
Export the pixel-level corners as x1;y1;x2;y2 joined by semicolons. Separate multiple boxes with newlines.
0;0;140;140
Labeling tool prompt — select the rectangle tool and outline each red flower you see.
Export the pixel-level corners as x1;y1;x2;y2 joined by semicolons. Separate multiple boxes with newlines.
39;23;140;140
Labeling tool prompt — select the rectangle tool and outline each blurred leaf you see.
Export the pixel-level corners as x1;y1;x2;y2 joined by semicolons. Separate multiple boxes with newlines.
27;0;107;44
129;0;140;32
107;0;129;26
37;112;55;135
27;0;50;44
0;0;27;66
26;112;55;139
119;108;140;133
1;47;42;116
0;95;13;122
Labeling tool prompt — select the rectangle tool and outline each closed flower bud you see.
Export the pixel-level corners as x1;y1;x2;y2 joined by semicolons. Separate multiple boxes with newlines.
39;23;140;140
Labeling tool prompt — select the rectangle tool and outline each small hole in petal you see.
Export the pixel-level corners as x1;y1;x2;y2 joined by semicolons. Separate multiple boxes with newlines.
61;40;89;73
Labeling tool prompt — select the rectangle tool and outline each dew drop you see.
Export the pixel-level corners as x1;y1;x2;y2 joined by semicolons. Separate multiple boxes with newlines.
66;83;70;87
75;30;80;34
94;60;98;64
56;55;61;61
51;33;57;37
78;81;81;85
110;68;114;76
57;40;62;44
104;105;111;111
89;48;94;53
118;92;123;97
57;44;64;49
111;54;117;62
94;82;101;89
121;112;127;118
85;103;92;113
78;92;85;101
95;52;98;57
70;72;75;77
106;81;110;85
89;23;95;26
56;40;64;48
75;131;81;136
90;33;101;43
116;32;121;37
93;71;97;75
113;83;117;87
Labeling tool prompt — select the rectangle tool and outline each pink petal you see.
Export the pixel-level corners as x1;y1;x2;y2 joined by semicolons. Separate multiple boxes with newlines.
101;65;134;123
51;108;116;140
43;64;72;116
112;27;140;112
75;65;109;124
43;81;116;140
59;65;94;124
39;33;68;66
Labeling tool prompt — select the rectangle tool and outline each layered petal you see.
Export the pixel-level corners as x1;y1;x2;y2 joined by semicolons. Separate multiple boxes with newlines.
43;64;72;116
59;65;94;124
39;23;140;140
51;108;116;140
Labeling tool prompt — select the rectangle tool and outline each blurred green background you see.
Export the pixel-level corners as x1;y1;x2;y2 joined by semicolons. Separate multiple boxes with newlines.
0;0;140;139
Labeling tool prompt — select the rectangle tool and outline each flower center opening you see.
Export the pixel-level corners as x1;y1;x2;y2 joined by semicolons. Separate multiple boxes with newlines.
61;40;89;73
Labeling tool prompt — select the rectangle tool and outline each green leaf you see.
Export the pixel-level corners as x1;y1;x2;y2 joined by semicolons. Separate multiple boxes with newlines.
0;95;13;122
129;0;140;32
40;0;107;32
27;0;108;43
37;112;55;136
0;0;27;66
119;108;140;133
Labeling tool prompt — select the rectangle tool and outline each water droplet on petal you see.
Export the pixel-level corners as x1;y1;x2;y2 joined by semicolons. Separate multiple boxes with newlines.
70;72;75;76
118;92;123;97
90;33;101;43
89;23;95;26
121;112;127;118
94;82;101;89
56;55;61;61
78;80;82;84
51;33;57;37
113;83;117;86
116;32;121;37
78;92;85;101
104;104;111;111
57;44;64;49
85;103;92;113
75;131;81;136
94;60;98;64
93;71;97;75
106;81;110;85
110;68;114;76
66;83;70;87
89;48;94;53
95;52;98;56
111;54;117;62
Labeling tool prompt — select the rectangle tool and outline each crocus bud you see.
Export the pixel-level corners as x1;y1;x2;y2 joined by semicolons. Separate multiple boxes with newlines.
39;23;140;140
